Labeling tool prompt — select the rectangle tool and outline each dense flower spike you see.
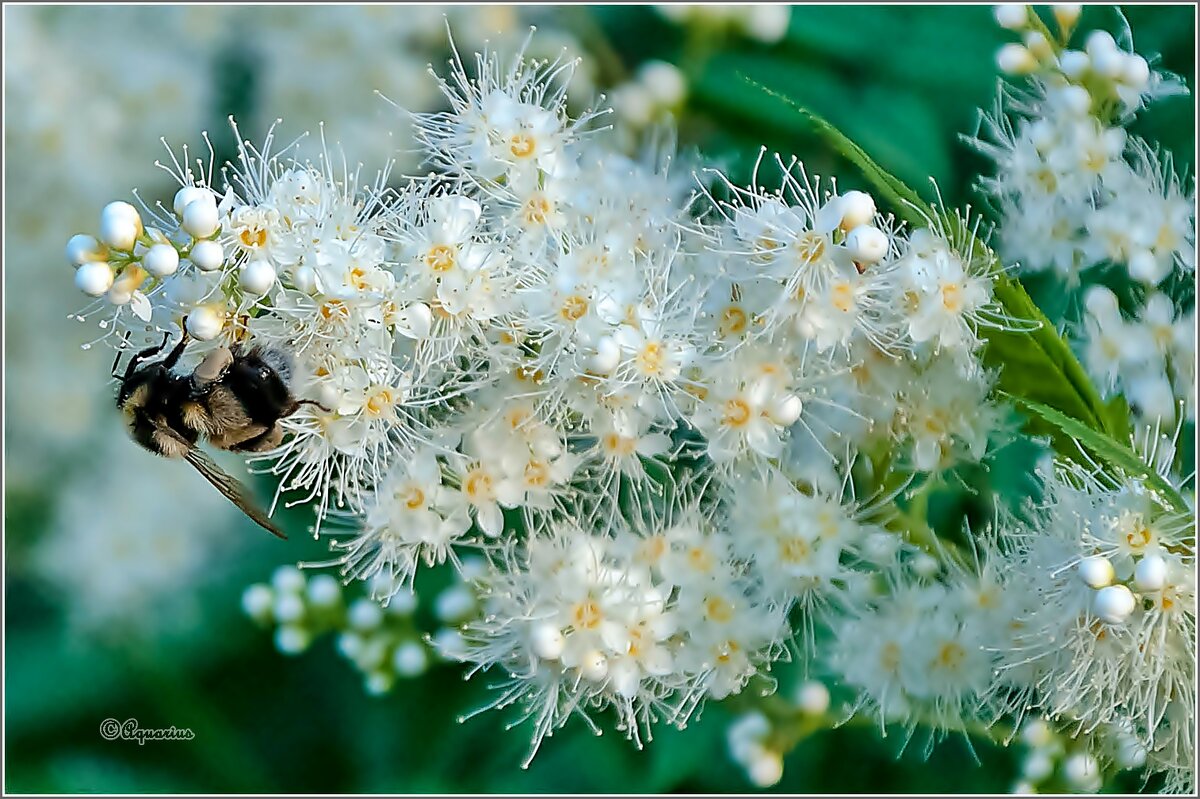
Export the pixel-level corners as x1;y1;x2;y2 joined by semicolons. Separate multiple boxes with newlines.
68;13;1194;792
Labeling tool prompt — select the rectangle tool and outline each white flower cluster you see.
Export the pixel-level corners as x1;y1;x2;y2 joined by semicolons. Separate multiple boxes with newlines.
988;449;1195;793
975;5;1195;429
243;565;465;695
1081;286;1194;425
654;5;792;45
64;27;1193;790
979;9;1192;284
1013;716;1147;794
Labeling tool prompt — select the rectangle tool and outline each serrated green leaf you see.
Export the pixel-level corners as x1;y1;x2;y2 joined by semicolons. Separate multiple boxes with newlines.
745;82;1130;451
1009;395;1191;517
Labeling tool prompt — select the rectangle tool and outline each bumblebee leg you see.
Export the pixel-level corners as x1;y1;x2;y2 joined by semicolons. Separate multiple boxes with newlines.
111;331;132;378
122;332;172;381
160;330;192;370
230;424;285;453
286;398;334;415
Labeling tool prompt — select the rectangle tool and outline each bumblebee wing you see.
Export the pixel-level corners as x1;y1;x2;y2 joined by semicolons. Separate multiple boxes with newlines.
183;448;288;540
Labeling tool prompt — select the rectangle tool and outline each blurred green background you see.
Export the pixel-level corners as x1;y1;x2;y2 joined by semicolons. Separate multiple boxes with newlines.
4;4;1194;793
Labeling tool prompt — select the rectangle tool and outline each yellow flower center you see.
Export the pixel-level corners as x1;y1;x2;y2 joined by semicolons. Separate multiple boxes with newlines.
794;231;827;265
463;468;494;501
722;398;752;427
572;599;603;630
560;294;589;322
704;595;734;623
425;244;457;273
320;299;350;323
509;132;536;158
636;341;666;376
403;486;425;510
239;227;267;249
941;282;964;312
365;387;396;417
719;305;748;336
831;281;856;313
523;194;552;225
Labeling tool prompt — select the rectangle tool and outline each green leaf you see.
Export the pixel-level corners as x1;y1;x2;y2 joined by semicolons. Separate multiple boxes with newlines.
744;82;1130;450
1009;395;1192;517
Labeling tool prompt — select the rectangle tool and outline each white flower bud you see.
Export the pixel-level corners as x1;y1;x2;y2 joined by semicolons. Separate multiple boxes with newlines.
1133;554;1168;592
99;214;140;251
273;592;305;624
364;671;394;695
1063;752;1101;791
1060;84;1092;115
240;259;277;295
1091;46;1126;79
1022;751;1054;782
612;83;655;128
393;641;429;677
1121;54;1150;89
838;190;877;230
275;625;312;655
579;649;609;682
173;186;212;217
337;632;363;659
913;552;940;578
994;4;1028;30
1129;249;1164;284
591;336;621;374
1116;736;1147;769
272;565;305;592
1084;30;1117;59
292;263;318;294
1021;718;1054;748
1053;4;1081;31
1029;119;1058;152
432;627;467;659
771;394;803;427
306;574;342;607
747;750;784;787
1094;584;1136;624
66;234;105;267
106;287;133;307
794;680;830;715
1077;555;1115;588
385;586;418;615
846;224;889;263
998;43;1038;75
349;598;383;630
189;239;225;272
639;60;687;106
1084;285;1119;319
745;5;789;43
1059;49;1091;79
434;585;475;623
185;305;225;341
181;197;220;239
101;200;140;225
530;622;565;660
75;261;114;296
1023;30;1053;61
143;243;180;277
241;584;274;622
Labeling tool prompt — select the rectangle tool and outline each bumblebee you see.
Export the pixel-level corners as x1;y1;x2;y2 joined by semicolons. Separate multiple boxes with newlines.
114;327;322;539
